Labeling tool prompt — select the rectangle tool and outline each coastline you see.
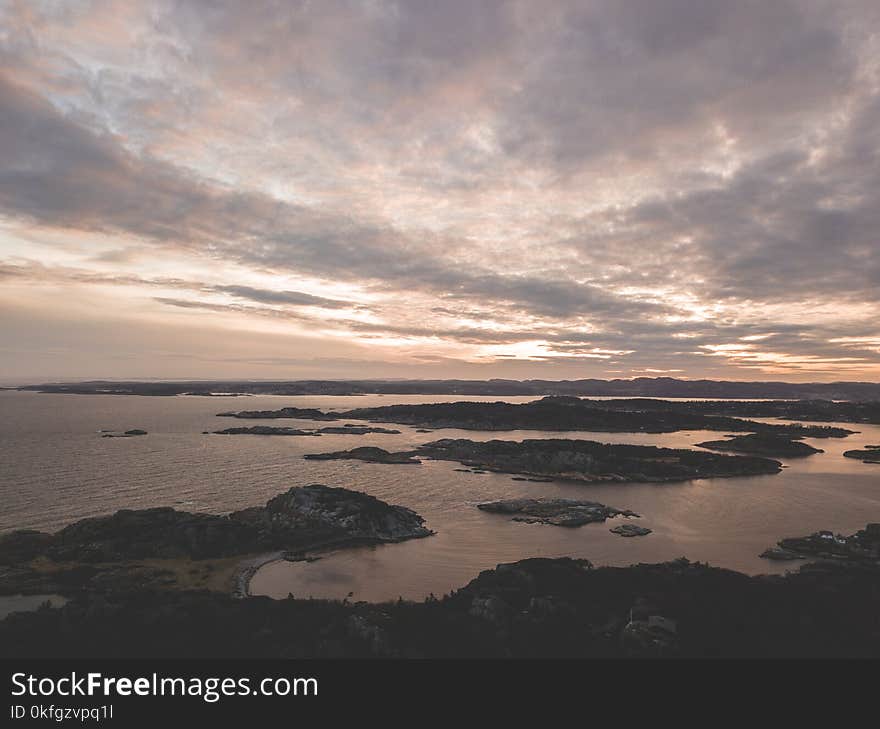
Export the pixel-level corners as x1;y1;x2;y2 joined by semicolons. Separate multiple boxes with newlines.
233;551;285;598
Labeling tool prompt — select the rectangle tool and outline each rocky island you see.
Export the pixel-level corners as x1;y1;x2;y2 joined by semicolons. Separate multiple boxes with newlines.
101;429;148;438
304;447;421;464
842;445;880;463
213;426;320;436
696;433;823;457
217;406;339;420
760;524;880;563
414;438;782;482
212;424;400;436
0;485;432;597
610;524;652;537
477;498;639;527
216;397;854;438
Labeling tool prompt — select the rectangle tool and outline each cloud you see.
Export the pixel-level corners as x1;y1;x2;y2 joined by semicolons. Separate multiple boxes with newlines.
0;0;879;379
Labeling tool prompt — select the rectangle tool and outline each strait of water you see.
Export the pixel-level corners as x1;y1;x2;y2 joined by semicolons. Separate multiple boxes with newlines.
1;390;878;602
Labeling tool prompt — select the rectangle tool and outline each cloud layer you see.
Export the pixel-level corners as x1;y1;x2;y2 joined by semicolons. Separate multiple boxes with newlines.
1;0;878;380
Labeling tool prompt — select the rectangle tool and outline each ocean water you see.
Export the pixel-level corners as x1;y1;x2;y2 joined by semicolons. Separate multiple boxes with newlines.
1;390;878;602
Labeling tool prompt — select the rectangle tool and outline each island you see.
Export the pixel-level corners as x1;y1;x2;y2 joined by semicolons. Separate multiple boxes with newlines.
0;485;433;597
414;438;782;482
760;524;880;563
843;445;880;463
217;406;339;420
315;425;401;435
610;524;653;537
213;426;320;436
477;498;639;527
695;433;823;457
304;447;421;464
211;424;400;436
101;428;148;438
217;397;853;438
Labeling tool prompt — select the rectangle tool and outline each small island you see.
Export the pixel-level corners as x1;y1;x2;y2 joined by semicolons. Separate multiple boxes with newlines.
843;445;880;463
477;498;639;527
101;429;148;438
211;424;400;436
315;425;401;435
217;406;339;421
696;433;823;457
213;426;320;436
610;524;653;537
415;438;783;482
304;447;421;464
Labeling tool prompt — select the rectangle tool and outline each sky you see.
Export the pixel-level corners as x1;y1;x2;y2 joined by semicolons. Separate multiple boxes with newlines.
1;0;879;383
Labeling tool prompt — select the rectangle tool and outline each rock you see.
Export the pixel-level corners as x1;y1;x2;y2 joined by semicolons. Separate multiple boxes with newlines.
315;426;400;435
303;447;420;464
101;429;149;438
478;498;639;527
759;547;803;561
213;426;319;436
760;524;880;563
610;524;652;537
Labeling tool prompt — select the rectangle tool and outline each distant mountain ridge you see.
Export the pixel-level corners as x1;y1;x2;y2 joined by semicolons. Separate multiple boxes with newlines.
18;376;880;400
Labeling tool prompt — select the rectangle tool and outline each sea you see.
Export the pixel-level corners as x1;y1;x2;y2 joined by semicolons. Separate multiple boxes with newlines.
1;390;878;602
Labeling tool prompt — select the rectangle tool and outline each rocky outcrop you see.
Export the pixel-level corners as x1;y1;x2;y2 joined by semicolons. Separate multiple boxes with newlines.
477;498;639;527
610;524;652;537
213;425;400;436
315;425;401;434
760;524;880;563
304;447;420;464
696;433;822;457
213;426;319;436
416;438;782;482
230;485;432;545
101;429;148;438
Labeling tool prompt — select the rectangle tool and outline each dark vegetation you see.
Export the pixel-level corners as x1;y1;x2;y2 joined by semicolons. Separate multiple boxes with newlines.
231;397;853;437
2;556;879;658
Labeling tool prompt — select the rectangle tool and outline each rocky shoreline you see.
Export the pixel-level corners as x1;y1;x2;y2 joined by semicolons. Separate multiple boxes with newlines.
477;498;640;527
760;524;880;563
0;485;433;598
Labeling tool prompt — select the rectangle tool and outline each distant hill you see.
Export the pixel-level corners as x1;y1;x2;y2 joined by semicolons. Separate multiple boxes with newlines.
17;377;880;400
